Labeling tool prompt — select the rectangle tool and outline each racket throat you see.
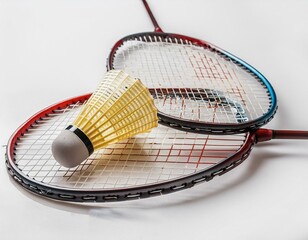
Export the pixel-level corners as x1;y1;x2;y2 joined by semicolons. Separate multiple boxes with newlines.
255;129;274;143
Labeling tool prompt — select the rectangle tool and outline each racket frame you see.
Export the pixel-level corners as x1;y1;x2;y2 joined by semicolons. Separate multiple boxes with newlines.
107;31;277;134
5;94;255;202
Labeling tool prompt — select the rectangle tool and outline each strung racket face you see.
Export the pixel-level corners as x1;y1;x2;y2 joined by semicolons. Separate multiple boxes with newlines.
107;2;277;134
6;94;255;202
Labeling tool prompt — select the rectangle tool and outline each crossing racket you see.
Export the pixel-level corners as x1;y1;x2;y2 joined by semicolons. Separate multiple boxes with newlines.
5;94;308;202
107;0;277;134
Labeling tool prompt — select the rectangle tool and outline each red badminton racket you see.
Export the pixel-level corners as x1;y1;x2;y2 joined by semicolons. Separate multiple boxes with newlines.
107;0;278;135
5;94;308;202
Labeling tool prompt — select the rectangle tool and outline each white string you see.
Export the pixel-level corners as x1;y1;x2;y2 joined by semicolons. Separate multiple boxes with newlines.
13;102;246;190
112;37;271;124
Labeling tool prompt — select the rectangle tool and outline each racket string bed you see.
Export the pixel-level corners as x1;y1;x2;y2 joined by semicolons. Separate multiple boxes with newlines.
110;33;275;133
6;98;250;201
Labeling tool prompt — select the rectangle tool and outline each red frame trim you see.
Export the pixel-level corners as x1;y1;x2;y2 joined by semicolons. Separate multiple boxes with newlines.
7;94;91;157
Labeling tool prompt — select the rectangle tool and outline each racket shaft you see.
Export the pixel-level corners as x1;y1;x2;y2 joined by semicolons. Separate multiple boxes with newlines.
256;129;308;142
273;130;308;139
142;0;162;32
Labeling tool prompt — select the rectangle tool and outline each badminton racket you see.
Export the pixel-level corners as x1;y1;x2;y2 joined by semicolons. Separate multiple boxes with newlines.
107;0;277;134
5;94;307;202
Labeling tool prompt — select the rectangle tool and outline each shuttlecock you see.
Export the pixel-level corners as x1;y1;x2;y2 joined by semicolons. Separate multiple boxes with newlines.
52;70;158;168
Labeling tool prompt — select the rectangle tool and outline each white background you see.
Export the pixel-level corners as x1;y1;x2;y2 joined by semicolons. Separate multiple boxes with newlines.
1;0;308;239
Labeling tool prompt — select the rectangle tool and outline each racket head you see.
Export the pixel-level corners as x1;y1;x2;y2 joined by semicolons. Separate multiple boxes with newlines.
107;32;277;134
6;94;256;203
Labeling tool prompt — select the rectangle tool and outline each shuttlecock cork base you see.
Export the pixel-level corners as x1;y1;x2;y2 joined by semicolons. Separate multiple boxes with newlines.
52;70;158;168
51;127;92;168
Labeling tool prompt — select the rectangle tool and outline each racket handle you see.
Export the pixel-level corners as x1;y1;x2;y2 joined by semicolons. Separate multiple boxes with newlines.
256;129;308;142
